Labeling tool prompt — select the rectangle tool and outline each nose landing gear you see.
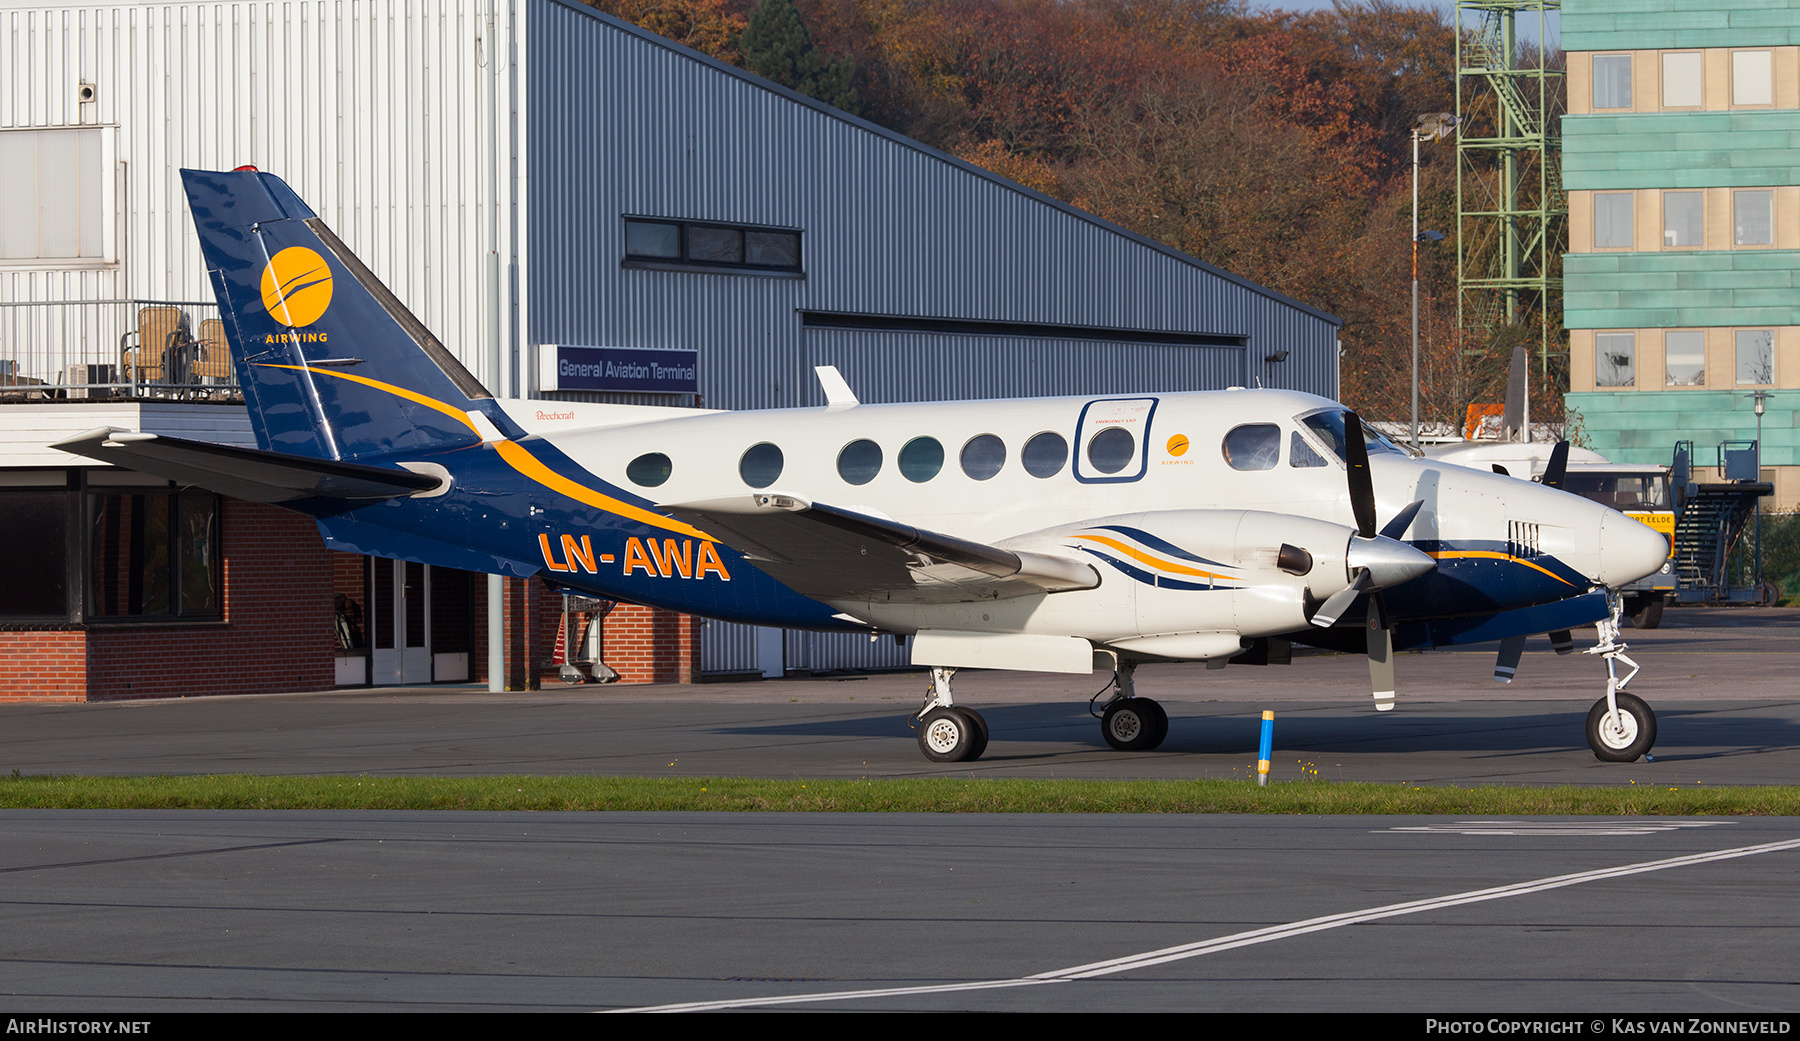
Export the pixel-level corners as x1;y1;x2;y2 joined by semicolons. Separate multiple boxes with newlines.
1584;593;1656;762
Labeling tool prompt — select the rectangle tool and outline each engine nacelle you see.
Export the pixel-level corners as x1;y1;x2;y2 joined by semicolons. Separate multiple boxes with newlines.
1009;509;1360;652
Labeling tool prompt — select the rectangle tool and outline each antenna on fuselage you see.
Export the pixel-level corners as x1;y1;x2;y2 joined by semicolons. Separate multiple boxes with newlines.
814;365;859;409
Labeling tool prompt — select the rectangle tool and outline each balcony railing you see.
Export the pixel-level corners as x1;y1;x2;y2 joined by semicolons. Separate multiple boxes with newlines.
0;299;240;402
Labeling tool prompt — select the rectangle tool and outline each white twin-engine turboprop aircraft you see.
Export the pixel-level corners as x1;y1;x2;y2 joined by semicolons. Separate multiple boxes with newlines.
55;169;1675;763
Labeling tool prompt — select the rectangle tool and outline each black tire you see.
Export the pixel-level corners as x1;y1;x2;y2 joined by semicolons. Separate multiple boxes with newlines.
1586;692;1657;763
1135;697;1169;750
1102;699;1159;751
955;707;990;761
917;707;980;763
1631;595;1664;630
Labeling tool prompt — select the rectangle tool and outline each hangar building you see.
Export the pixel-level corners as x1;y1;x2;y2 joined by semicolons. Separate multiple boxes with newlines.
0;0;1340;699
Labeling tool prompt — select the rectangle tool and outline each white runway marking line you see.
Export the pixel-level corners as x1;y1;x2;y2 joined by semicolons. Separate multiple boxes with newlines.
612;833;1800;1013
1388;819;1733;837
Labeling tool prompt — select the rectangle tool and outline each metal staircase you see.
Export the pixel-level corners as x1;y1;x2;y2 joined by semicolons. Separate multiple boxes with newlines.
1670;441;1774;602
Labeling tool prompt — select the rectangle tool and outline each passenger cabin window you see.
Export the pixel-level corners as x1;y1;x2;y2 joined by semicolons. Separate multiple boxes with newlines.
739;443;784;488
1222;424;1281;471
960;434;1006;480
837;439;882;485
1022;432;1068;478
626;452;672;487
1086;427;1136;474
898;437;944;483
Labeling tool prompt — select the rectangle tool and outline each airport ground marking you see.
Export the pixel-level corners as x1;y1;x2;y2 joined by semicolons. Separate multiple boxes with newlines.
615;833;1800;1012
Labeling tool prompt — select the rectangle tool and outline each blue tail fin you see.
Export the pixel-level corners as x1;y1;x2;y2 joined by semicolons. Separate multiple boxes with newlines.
182;168;509;461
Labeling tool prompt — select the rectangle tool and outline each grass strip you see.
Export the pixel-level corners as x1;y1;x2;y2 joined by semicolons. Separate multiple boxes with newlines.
2;774;1797;815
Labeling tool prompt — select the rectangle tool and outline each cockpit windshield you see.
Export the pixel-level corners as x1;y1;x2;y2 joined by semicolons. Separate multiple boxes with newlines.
1298;409;1405;464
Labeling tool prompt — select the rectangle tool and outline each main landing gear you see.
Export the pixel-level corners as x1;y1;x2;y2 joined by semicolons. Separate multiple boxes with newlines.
912;667;988;763
1584;593;1657;763
909;660;1172;762
1092;660;1167;752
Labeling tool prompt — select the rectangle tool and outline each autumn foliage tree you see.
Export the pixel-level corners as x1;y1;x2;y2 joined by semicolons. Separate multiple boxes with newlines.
588;0;1543;428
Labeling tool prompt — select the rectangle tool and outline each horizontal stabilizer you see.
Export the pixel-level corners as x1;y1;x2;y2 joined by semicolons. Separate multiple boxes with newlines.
659;493;1097;605
51;427;444;504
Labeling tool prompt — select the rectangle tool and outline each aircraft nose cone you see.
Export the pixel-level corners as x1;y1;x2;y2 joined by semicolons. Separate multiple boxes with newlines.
1597;511;1671;588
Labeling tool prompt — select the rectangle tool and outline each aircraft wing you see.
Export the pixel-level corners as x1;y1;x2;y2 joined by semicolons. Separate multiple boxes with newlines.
659;493;1097;605
51;427;444;503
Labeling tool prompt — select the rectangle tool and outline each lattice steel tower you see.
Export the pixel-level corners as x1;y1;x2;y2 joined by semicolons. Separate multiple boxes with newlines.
1456;1;1565;375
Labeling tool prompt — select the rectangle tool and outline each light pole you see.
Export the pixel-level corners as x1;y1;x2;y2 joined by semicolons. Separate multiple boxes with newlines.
1752;389;1768;588
1411;112;1457;450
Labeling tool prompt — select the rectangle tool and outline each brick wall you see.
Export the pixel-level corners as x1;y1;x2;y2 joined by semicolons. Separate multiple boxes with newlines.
0;498;337;702
84;499;336;699
0;631;87;702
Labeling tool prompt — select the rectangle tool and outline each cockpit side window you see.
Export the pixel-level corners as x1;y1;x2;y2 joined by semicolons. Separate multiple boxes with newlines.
1222;424;1281;471
1289;432;1327;468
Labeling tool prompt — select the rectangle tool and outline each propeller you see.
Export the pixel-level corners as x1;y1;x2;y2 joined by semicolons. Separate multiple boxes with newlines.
1540;440;1570;490
1308;411;1436;712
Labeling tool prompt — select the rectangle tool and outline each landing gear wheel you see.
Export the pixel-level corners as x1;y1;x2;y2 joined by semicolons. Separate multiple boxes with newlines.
1587;692;1657;763
1137;697;1169;749
1102;698;1163;751
917;707;982;763
956;707;990;760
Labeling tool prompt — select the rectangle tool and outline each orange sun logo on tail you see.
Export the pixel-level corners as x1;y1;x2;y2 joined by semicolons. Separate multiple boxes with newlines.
259;246;335;327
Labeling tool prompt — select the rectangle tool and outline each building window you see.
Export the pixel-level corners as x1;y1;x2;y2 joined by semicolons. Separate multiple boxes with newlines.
1664;331;1706;387
1596;333;1635;387
1595;193;1635;248
87;488;221;620
0;128;107;263
623;217;802;275
1733;50;1773;106
1661;52;1703;108
0;488;71;619
1735;190;1773;245
1664;192;1704;247
1594;54;1632;109
1736;330;1774;385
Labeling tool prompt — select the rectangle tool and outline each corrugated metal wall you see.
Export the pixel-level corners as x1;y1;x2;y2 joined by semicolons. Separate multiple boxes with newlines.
524;1;1339;414
4;0;1342;678
800;329;1248;405
523;2;1340;672
0;0;522;393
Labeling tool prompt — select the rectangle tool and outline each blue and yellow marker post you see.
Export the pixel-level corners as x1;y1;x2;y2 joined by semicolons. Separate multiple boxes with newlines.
1257;710;1273;786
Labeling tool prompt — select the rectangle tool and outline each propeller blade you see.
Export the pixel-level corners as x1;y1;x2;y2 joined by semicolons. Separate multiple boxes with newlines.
1378;500;1424;541
1310;569;1370;628
1367;614;1395;712
1493;635;1526;684
1343;411;1378;538
1541;440;1571;490
1549;629;1574;655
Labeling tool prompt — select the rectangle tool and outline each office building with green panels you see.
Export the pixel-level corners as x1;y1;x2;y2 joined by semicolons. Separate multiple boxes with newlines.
1562;0;1799;509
